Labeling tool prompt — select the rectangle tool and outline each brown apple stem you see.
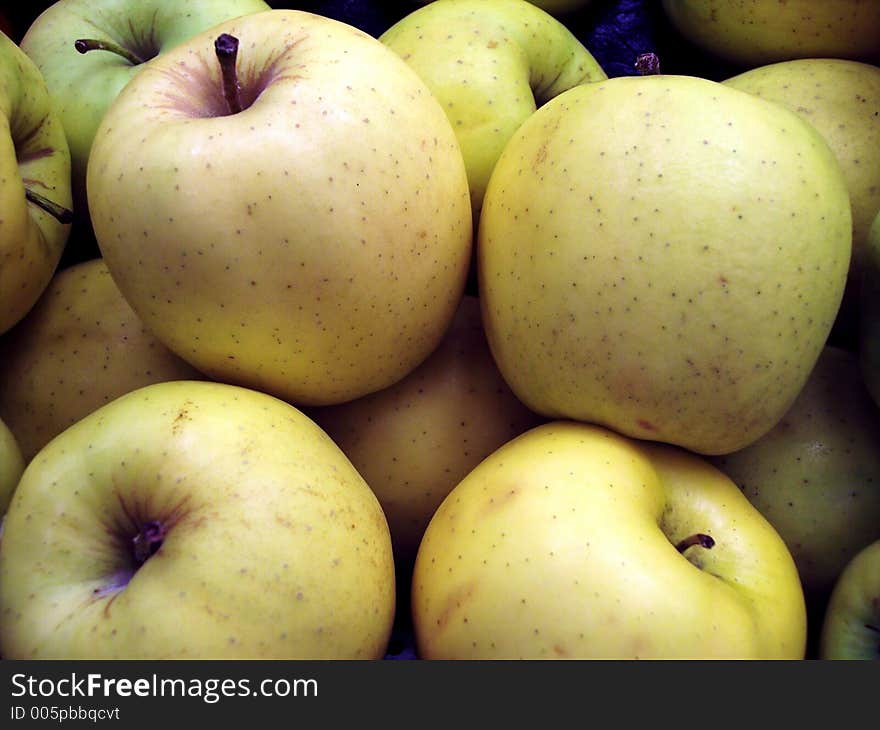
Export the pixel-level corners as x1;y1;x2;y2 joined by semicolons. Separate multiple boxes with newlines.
675;532;715;553
25;188;74;224
634;52;661;76
866;623;880;633
215;33;242;115
132;520;167;565
74;38;143;65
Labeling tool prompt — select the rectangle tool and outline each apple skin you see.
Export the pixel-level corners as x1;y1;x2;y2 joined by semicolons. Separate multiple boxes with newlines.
0;416;24;516
0;30;72;336
87;9;472;408
19;0;272;234
660;0;880;68
860;208;880;407
0;380;396;659
380;0;607;225
412;420;806;659
819;539;880;659
306;294;546;568
478;73;851;456
710;346;880;601
0;258;205;463
723;59;880;351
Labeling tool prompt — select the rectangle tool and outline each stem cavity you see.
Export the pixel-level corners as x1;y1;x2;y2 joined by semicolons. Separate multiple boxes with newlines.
132;520;167;566
215;33;242;116
25;188;74;224
74;38;143;65
675;532;715;554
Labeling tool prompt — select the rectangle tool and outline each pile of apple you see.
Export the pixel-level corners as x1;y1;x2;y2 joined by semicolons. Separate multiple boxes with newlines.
0;0;879;660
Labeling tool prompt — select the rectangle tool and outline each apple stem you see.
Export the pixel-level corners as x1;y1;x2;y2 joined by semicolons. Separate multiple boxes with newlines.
215;33;242;116
25;188;74;225
634;52;661;76
675;532;715;553
132;520;167;565
74;38;143;66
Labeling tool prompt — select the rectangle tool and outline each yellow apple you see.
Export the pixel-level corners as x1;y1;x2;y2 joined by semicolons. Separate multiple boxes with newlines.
412;421;806;659
710;346;880;599
19;0;272;234
819;539;880;659
0;29;72;335
307;294;545;567
478;73;851;455
380;0;606;225
0;416;24;516
0;258;205;463
87;9;472;407
723;58;880;346
861;208;880;405
0;380;396;659
661;0;880;67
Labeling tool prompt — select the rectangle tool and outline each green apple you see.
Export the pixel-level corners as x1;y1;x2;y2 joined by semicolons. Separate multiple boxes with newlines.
0;30;72;336
478;73;852;456
723;59;880;348
19;0;271;231
306;294;545;568
819;539;880;659
0;258;205;463
860;208;880;406
87;9;472;408
0;379;396;659
412;420;806;659
380;0;607;225
660;0;880;67
710;346;880;600
0;416;24;516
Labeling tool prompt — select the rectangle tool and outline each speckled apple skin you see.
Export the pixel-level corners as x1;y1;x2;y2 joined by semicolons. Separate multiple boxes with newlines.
0;380;396;659
711;347;880;598
723;58;880;347
87;10;472;408
0;259;204;462
478;74;852;456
